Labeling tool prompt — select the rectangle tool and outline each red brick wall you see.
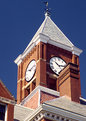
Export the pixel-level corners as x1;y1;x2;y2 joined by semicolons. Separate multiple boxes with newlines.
17;46;37;103
17;42;81;104
71;78;81;102
23;89;58;109
24;91;39;109
58;63;81;102
7;104;14;121
40;91;58;104
59;77;71;98
17;42;47;103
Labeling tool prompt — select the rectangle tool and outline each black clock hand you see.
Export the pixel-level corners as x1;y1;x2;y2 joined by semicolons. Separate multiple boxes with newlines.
54;61;65;67
59;64;66;67
28;65;35;71
54;61;66;70
54;61;62;70
54;61;60;67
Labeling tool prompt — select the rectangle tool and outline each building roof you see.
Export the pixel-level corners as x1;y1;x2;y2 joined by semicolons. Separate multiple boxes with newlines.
44;96;86;117
14;104;33;121
24;15;74;53
0;80;15;101
25;96;86;121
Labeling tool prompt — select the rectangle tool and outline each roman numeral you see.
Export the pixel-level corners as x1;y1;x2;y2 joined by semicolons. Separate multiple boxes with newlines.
54;69;57;73
50;62;53;65
51;66;54;69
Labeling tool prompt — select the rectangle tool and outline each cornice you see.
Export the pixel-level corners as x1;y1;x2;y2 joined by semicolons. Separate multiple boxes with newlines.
0;96;16;105
72;46;83;56
24;103;86;121
14;33;83;66
14;54;22;66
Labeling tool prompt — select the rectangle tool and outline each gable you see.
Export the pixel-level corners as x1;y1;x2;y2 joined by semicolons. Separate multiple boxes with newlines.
0;80;15;100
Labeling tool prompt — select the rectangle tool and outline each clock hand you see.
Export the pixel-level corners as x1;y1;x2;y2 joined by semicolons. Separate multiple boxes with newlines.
53;62;62;71
59;64;66;67
28;65;35;71
54;61;66;67
54;61;60;67
54;62;66;71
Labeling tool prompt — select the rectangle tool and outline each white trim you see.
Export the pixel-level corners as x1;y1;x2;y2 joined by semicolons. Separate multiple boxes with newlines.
35;33;49;45
22;43;36;60
14;33;82;65
48;38;72;52
24;76;36;89
80;97;86;102
5;105;7;121
38;86;59;96
15;104;34;110
38;89;41;107
0;103;7;121
14;34;49;65
14;43;36;66
72;46;83;56
42;104;86;121
24;105;43;121
0;96;16;105
14;54;22;65
24;104;86;121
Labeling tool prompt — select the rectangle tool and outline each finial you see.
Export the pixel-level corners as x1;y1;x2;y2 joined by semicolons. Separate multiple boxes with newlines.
44;1;51;17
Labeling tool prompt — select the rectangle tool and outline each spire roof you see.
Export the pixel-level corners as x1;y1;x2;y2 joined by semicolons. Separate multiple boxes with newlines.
36;16;74;46
24;16;74;53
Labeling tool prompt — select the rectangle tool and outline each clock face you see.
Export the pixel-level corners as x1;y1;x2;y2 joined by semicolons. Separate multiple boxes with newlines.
50;57;66;75
25;60;36;82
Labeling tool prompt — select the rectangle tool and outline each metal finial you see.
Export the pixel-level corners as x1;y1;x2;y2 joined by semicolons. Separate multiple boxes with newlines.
44;1;48;7
44;1;51;17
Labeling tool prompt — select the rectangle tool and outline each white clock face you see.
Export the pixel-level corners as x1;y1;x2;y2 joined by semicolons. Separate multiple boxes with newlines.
50;57;66;75
25;60;36;82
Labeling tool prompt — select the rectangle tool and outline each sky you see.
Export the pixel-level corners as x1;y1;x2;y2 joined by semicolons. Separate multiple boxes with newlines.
0;0;86;99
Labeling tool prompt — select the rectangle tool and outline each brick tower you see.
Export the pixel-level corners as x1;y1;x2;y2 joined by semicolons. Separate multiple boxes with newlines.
14;13;82;109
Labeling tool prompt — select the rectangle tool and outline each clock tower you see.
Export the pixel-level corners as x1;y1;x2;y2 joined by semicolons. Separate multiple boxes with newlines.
14;13;82;109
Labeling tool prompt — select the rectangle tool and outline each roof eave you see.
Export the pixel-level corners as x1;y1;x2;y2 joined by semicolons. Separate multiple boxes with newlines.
72;46;83;56
14;34;82;66
24;102;86;121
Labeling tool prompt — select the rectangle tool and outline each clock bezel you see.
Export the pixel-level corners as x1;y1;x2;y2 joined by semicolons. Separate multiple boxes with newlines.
49;56;66;75
25;59;36;82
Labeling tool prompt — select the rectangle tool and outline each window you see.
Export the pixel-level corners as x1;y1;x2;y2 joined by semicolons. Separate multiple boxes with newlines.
37;45;39;60
42;44;44;59
26;86;30;95
48;78;57;91
32;81;36;90
75;56;77;64
0;104;6;121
